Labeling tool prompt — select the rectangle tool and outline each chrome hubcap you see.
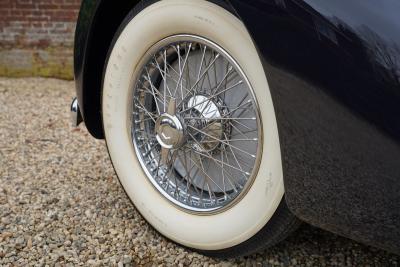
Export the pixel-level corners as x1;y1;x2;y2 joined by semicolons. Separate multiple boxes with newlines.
131;35;262;213
155;113;185;149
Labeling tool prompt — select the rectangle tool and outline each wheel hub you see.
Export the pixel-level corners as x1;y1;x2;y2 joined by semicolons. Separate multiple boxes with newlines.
155;113;185;149
186;95;230;152
155;95;230;152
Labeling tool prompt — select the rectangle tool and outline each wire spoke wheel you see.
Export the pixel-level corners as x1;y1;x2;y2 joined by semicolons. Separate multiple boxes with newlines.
103;0;300;255
131;35;262;213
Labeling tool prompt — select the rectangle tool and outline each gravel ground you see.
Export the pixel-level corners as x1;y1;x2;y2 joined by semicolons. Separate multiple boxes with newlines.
0;77;399;266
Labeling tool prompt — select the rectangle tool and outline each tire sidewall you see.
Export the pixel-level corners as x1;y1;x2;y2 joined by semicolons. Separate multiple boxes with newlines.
102;0;284;250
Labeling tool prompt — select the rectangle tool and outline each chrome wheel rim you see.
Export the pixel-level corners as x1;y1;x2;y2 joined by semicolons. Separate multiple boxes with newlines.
131;35;262;214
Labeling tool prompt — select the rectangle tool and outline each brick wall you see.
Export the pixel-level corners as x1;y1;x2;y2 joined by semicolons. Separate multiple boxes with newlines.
0;0;81;79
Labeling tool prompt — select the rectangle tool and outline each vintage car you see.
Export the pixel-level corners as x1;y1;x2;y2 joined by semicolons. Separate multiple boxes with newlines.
71;0;400;257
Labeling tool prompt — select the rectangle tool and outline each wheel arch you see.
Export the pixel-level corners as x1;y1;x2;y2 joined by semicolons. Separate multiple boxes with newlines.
74;0;141;138
74;0;239;139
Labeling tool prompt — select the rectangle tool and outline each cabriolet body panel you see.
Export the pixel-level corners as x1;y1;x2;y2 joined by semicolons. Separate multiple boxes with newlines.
228;0;400;253
74;0;400;253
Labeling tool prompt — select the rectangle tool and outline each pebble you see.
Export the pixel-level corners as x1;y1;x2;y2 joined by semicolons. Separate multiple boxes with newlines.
0;77;399;265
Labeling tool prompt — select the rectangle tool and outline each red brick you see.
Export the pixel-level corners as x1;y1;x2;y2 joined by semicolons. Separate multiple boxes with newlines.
0;0;81;48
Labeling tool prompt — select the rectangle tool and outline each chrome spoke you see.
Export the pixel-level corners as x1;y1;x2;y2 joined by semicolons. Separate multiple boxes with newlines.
177;149;201;198
191;148;251;176
187;152;227;195
223;133;248;181
186;131;250;175
178;50;220;107
152;63;192;99
173;43;192;100
187;125;256;158
229;121;257;139
152;52;172;107
138;82;165;105
228;118;253;131
210;65;234;96
184;117;256;121
185;133;250;193
199;138;258;143
134;100;158;123
180;80;243;113
222;99;253;117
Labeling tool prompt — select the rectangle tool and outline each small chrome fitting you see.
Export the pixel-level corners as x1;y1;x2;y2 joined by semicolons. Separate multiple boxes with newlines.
70;97;83;127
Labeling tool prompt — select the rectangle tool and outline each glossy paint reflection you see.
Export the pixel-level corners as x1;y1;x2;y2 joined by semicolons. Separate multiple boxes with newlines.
229;0;400;253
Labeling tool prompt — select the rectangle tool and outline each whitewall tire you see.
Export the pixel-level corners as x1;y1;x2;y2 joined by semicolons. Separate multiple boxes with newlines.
102;0;299;257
